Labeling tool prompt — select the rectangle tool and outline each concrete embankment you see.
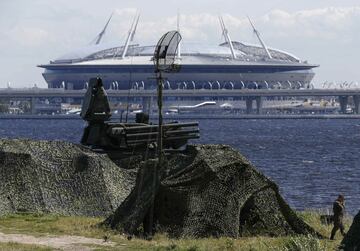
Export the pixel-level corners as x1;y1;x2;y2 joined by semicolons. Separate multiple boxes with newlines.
1;114;360;120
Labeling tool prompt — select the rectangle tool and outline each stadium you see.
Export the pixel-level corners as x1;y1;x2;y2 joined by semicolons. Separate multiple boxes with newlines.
38;15;318;90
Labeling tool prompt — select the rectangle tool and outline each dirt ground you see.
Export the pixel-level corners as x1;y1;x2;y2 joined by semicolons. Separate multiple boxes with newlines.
0;231;115;250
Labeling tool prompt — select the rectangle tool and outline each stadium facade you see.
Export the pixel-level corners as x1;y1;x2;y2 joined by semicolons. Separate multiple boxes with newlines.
38;15;318;90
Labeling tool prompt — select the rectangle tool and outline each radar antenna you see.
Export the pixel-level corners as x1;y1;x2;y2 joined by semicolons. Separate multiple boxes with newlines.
145;30;182;238
91;12;113;45
153;30;182;158
247;16;272;59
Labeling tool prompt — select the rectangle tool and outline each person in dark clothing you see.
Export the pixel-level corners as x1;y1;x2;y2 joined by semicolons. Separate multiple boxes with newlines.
330;194;346;240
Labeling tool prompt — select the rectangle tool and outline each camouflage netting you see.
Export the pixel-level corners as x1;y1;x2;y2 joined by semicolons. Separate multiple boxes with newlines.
0;139;136;216
0;139;322;238
341;210;360;251
105;144;323;238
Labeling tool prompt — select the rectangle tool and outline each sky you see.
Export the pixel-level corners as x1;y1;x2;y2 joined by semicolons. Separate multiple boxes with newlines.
0;0;359;88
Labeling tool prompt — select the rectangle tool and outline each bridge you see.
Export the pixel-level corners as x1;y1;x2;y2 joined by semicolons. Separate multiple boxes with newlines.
1;88;360;114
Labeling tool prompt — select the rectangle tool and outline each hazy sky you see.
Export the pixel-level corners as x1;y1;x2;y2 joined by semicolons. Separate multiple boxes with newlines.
0;0;359;88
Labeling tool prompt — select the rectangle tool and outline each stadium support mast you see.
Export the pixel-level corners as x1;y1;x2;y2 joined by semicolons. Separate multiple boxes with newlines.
121;12;140;59
92;12;113;45
177;11;181;59
247;16;272;59
219;16;237;59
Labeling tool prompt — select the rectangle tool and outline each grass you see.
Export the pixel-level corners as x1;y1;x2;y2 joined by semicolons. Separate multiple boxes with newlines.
0;211;353;251
0;242;53;251
297;210;353;238
0;213;107;238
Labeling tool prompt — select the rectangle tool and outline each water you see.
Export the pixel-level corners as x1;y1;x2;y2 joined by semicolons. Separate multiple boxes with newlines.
0;118;359;215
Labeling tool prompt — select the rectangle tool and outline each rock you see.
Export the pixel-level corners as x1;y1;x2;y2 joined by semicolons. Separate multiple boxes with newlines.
105;144;323;238
0;139;136;216
341;211;360;251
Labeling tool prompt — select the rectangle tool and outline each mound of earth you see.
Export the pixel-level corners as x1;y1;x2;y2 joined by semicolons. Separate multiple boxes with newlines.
104;144;322;238
341;210;360;251
0;139;322;238
0;139;136;216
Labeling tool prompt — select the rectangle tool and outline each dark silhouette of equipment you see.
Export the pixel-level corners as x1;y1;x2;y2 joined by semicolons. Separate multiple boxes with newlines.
153;30;183;158
147;30;183;239
80;77;199;151
82;31;192;240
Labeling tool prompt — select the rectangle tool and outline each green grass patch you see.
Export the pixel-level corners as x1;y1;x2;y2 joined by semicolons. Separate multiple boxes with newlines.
0;242;53;251
0;213;106;238
297;210;353;238
0;211;352;251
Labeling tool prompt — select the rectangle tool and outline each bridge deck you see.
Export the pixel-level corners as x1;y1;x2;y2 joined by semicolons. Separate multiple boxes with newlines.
1;88;360;98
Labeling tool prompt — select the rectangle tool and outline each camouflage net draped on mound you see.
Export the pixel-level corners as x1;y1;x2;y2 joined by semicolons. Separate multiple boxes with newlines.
104;144;322;238
341;210;360;251
0;139;135;216
0;139;322;238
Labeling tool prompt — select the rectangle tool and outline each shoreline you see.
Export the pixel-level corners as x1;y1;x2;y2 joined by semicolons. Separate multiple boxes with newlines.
1;114;360;120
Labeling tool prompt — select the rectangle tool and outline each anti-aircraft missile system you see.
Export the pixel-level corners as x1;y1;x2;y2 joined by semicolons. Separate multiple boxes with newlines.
80;77;200;152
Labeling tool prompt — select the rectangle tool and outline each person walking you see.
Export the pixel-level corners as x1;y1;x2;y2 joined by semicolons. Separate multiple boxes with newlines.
330;194;346;240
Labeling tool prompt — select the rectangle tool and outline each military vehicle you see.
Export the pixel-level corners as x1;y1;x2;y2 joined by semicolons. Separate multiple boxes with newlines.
80;77;200;153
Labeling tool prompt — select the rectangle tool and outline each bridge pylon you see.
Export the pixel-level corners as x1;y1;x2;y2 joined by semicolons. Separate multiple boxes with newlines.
246;96;263;114
353;95;360;114
339;96;348;114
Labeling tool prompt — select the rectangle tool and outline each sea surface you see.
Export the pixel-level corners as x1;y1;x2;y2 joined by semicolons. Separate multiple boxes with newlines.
0;118;359;215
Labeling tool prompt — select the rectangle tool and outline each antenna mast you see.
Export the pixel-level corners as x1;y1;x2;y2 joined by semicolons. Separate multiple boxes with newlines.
148;31;182;238
153;31;182;162
248;16;272;59
219;16;237;59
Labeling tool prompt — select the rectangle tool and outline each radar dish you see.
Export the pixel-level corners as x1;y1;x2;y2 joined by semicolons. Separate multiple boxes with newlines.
153;30;182;72
145;30;182;238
